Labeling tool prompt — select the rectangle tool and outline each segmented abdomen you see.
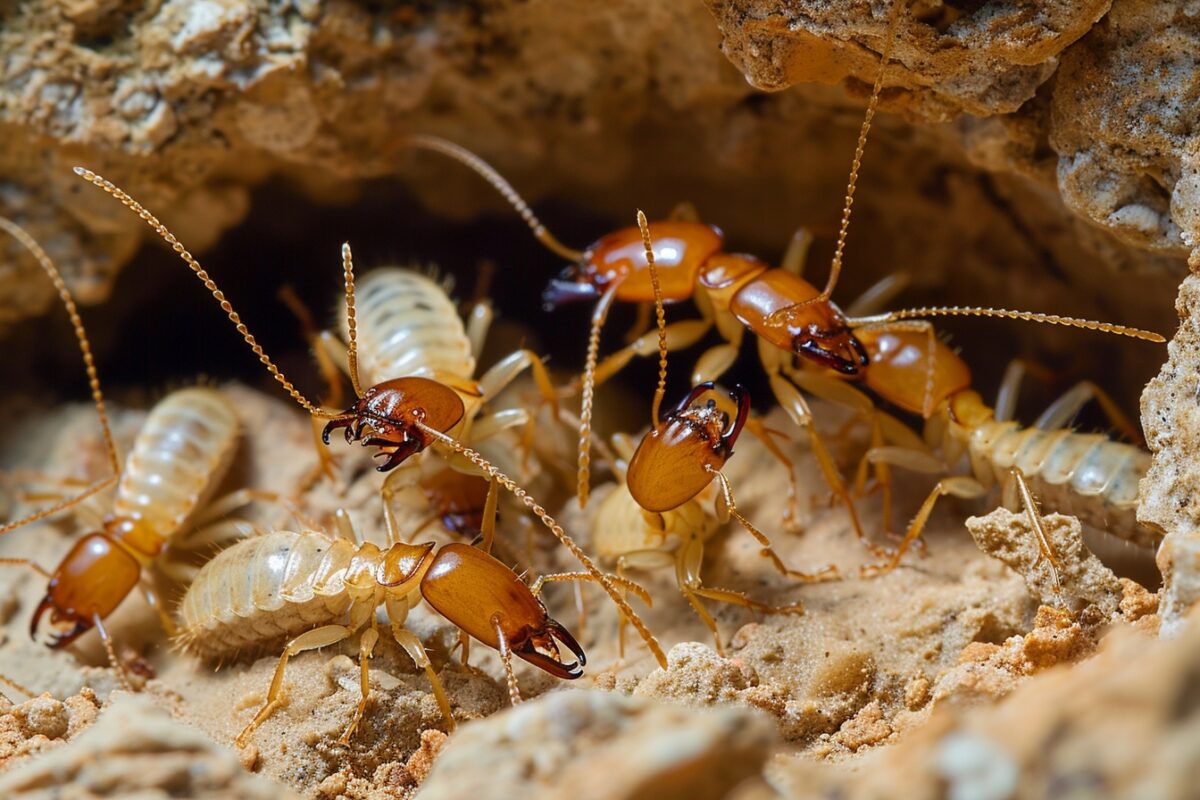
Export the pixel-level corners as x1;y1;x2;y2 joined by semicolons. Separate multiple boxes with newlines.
969;420;1158;548
348;268;475;387
176;531;356;659
110;387;239;539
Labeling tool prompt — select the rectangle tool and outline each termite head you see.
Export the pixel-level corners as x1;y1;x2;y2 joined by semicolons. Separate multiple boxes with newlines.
31;534;140;648
542;221;723;311
792;307;870;376
322;377;466;471
626;382;750;512
420;543;586;680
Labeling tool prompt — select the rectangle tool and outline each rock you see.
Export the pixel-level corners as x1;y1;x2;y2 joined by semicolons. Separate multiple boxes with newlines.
1156;531;1200;638
1141;274;1200;542
705;0;1106;120
418;689;778;800
965;507;1122;616
0;693;294;799
773;619;1200;799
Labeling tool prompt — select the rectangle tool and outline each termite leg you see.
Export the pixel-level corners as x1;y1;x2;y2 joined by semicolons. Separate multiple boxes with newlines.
623;302;653;344
479;477;499;554
744;418;802;533
616;550;672;661
1006;468;1063;594
780;227;814;277
388;598;455;730
667;200;700;223
843;272;913;317
708;468;839;581
1035;381;1143;446
236;623;353;747
464;299;495;362
860;473;987;577
765;372;882;555
478;348;560;421
339;624;380;745
139;581;177;638
590;319;712;391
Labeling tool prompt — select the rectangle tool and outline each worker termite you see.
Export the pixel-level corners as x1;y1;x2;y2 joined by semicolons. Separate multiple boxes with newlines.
176;497;628;746
837;324;1162;577
0;216;265;687
588;213;835;656
74;169;667;669
392;2;1164;558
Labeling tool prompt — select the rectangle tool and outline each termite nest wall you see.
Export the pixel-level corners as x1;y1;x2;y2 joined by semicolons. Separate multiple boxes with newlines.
2;1;1200;799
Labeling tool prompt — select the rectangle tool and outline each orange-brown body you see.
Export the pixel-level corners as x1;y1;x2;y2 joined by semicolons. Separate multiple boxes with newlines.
544;221;869;376
850;329;1158;548
34;387;239;647
627;383;748;512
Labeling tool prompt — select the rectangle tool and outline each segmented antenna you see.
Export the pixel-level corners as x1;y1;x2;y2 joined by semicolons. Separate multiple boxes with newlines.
637;210;669;424
766;0;905;327
401;135;584;262
341;242;362;398
73;168;342;418
850;306;1166;343
0;216;120;536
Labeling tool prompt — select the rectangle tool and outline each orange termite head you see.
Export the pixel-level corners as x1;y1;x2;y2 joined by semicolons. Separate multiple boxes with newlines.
791;303;870;376
31;533;140;648
420;543;585;680
541;221;723;310
626;382;750;512
322;377;466;471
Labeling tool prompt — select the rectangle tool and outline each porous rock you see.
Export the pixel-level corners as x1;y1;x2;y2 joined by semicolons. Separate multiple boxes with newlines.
965;507;1122;615
0;692;295;799
418;689;778;800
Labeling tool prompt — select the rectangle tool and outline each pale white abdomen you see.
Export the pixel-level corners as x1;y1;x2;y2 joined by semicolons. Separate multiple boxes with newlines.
177;530;356;659
348;268;475;387
968;420;1157;548
111;387;239;539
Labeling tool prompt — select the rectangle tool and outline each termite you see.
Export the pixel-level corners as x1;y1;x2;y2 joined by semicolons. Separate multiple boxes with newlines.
0;216;265;686
587;213;835;656
74;170;667;669
391;3;1164;557
284;264;569;541
176;498;621;746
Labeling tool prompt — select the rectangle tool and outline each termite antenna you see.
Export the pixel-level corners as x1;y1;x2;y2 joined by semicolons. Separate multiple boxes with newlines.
575;282;620;509
0;216;120;536
341;242;363;398
821;0;904;302
766;0;904;326
400;135;585;262
415;421;668;668
73;168;340;419
637;210;669;424
849;306;1166;343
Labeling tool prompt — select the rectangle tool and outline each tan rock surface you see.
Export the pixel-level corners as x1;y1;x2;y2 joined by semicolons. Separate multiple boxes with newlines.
965;507;1122;615
0;693;296;799
419;689;778;800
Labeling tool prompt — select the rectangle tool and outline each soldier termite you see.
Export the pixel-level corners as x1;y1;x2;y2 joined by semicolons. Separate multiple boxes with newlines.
588;212;835;656
176;497;644;746
74;169;667;669
0;217;268;688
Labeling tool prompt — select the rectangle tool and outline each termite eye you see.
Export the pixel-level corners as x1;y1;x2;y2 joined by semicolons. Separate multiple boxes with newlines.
706;399;716;409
